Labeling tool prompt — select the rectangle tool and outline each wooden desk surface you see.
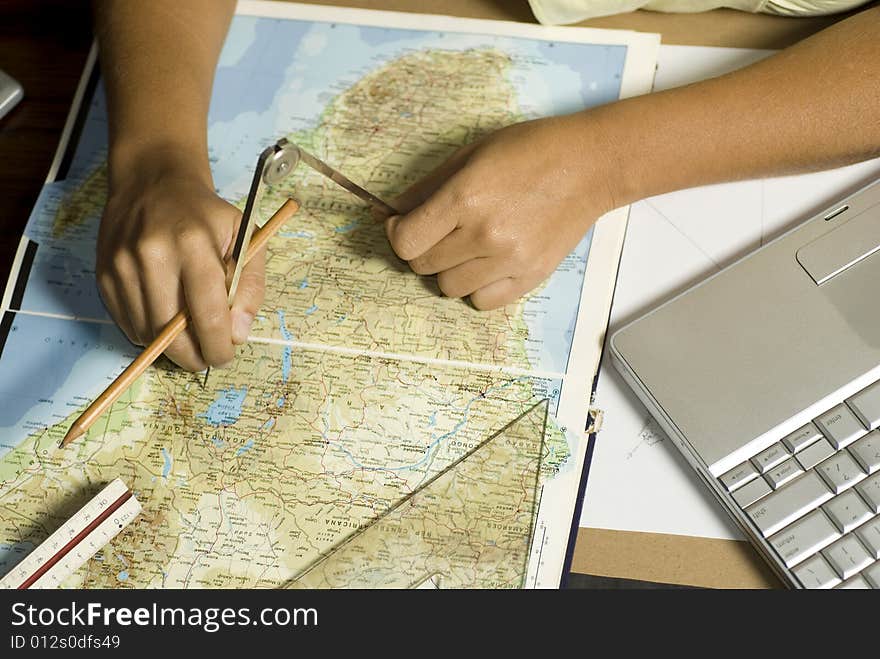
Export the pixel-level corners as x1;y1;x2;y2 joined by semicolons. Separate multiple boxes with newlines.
0;0;857;588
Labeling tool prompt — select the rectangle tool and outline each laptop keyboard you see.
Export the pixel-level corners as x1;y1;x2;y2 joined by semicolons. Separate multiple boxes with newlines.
719;378;880;589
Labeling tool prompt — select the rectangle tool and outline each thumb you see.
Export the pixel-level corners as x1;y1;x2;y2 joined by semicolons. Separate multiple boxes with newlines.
230;246;266;345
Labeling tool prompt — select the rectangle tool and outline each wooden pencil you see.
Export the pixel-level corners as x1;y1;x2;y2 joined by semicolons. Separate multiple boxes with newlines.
60;198;301;448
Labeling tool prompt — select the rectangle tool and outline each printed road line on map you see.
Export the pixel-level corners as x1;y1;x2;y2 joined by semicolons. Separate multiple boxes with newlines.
248;335;567;380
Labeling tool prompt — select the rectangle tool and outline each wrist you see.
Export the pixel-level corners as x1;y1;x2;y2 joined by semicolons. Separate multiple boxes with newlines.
108;135;213;192
578;100;656;211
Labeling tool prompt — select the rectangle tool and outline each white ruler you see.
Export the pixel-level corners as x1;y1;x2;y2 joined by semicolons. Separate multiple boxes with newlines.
0;478;141;589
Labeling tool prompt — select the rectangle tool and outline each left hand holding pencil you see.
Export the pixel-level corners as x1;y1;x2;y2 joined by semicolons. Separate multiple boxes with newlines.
64;198;300;447
96;151;265;372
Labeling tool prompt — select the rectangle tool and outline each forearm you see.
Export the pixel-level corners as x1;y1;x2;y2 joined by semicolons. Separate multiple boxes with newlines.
92;0;235;183
593;7;880;208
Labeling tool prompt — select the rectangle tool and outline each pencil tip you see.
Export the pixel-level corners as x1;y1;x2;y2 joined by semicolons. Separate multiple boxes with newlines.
60;426;82;448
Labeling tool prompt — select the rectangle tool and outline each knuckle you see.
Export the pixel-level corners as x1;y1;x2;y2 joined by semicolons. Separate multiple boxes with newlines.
237;289;265;314
167;338;206;372
133;235;171;265
110;249;132;274
172;353;207;373
448;182;481;212
391;230;421;261
479;220;510;250
206;345;235;368
176;226;209;251
165;335;208;371
408;256;433;275
244;282;266;308
95;267;114;291
127;333;145;348
437;273;463;299
470;295;489;311
471;292;502;311
198;308;230;330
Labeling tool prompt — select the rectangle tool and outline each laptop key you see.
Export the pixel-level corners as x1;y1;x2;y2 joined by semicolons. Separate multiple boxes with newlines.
796;437;836;471
732;476;771;508
816;451;867;494
814;403;868;449
822;534;873;579
855;517;880;559
792;554;841;589
848;430;880;475
751;442;790;474
856;473;880;513
769;509;840;568
847;380;880;431
862;561;880;588
720;461;759;492
765;458;804;489
782;423;823;454
834;574;872;589
746;471;832;536
822;490;873;533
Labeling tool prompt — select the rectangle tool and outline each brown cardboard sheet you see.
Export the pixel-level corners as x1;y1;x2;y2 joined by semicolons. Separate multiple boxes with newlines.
573;528;783;588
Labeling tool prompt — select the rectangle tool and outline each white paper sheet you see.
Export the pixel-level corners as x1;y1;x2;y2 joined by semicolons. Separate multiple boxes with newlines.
580;45;880;540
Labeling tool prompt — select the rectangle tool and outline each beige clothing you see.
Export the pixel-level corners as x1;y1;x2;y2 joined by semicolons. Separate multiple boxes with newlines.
528;0;871;23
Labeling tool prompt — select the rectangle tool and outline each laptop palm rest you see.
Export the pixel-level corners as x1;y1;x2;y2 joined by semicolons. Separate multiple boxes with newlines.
610;179;880;474
797;202;880;285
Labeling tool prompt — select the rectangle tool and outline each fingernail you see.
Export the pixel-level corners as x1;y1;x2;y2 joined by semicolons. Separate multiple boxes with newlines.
232;310;254;344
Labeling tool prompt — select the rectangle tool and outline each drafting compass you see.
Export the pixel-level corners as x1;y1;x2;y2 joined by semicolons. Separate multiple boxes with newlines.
205;139;398;386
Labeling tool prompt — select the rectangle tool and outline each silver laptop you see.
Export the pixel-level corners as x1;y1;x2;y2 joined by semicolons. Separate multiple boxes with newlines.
610;177;880;589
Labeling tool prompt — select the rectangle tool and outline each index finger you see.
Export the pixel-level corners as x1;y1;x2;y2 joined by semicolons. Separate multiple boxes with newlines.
181;248;235;367
385;210;456;262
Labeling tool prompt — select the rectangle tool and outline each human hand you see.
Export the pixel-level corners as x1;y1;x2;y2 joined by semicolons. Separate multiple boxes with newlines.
96;151;264;371
385;115;617;309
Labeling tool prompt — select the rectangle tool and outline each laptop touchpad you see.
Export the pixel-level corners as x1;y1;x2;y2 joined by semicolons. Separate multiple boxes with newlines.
797;203;880;285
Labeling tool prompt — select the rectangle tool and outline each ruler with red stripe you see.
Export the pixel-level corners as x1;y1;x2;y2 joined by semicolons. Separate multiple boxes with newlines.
0;478;141;589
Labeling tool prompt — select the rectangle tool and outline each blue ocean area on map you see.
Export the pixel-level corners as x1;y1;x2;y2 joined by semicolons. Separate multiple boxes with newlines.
213;18;309;123
18;180;110;322
0;541;34;576
534;41;623;108
0;316;101;429
0;314;132;459
525;228;594;374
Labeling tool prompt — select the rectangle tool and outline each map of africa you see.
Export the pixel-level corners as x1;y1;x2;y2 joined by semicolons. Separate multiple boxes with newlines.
0;4;649;588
